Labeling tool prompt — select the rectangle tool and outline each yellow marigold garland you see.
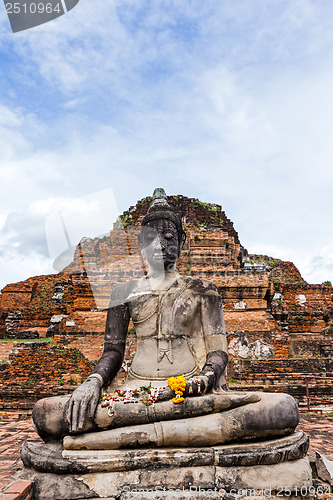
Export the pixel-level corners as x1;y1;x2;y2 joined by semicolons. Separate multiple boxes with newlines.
167;375;186;404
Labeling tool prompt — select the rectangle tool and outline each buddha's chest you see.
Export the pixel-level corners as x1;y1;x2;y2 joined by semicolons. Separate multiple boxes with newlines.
128;289;201;339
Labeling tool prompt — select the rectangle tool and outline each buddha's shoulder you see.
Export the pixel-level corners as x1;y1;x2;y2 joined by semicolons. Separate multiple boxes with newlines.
181;276;220;295
110;279;142;304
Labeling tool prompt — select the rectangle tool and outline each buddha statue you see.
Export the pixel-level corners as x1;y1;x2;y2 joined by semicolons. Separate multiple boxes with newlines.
31;188;300;450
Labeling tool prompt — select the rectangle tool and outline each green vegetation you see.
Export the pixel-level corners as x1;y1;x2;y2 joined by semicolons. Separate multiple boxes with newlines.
323;312;330;322
70;378;78;386
322;280;332;286
120;213;133;227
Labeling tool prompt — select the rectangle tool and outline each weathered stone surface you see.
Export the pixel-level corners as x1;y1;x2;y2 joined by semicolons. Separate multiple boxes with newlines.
21;432;309;474
315;451;333;485
52;281;65;303
104;494;313;500
213;432;309;467
228;333;250;359
47;314;66;336
120;493;239;500
21;458;312;499
250;340;274;360
75;496;311;500
228;333;274;360
5;310;22;337
32;472;97;499
215;458;312;491
81;467;215;498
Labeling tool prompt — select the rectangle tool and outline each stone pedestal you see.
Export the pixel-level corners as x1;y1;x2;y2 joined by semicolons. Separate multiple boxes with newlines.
19;432;313;499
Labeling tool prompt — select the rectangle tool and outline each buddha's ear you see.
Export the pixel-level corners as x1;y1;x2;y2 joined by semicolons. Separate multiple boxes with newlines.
137;233;146;258
179;231;186;253
137;233;143;249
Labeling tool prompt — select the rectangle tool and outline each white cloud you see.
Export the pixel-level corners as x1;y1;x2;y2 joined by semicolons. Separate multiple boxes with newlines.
302;248;333;284
0;250;53;291
1;0;333;288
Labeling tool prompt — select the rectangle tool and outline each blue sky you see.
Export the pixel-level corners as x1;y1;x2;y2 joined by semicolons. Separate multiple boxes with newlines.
0;0;333;290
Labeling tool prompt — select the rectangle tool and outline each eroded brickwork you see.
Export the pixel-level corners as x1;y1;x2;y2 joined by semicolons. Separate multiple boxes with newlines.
0;275;68;337
0;343;92;417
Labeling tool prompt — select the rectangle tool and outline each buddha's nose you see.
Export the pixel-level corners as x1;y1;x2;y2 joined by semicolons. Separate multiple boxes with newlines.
152;238;163;251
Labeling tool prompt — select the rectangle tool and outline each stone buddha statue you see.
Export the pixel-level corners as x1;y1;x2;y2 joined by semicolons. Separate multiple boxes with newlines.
32;189;299;450
22;189;312;499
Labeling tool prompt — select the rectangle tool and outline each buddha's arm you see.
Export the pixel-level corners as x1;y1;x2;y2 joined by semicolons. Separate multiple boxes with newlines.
195;282;228;394
91;303;130;385
66;303;130;432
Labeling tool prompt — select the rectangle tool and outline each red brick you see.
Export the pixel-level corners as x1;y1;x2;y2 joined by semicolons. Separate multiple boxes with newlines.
4;482;32;496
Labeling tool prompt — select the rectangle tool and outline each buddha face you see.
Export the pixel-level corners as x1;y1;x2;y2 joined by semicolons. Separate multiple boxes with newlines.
140;218;183;273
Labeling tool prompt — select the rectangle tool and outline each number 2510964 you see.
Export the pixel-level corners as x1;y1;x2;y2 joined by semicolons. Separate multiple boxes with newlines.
6;3;62;14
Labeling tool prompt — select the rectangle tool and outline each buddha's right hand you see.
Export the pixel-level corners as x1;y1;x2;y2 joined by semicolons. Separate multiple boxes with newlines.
156;387;174;402
65;377;102;433
157;376;208;402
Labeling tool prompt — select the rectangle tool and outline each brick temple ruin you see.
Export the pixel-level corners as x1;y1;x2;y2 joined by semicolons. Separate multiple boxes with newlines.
0;194;332;417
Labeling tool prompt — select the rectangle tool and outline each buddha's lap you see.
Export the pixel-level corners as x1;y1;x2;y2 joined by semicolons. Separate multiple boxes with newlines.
32;390;299;443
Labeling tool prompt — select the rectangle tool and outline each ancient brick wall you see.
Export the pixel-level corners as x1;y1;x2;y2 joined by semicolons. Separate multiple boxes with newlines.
0;343;93;417
0;275;69;337
58;311;108;335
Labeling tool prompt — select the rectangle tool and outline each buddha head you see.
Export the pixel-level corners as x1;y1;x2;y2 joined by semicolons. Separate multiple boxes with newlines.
139;189;186;273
